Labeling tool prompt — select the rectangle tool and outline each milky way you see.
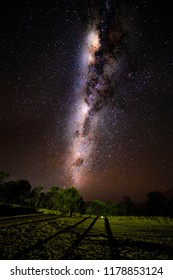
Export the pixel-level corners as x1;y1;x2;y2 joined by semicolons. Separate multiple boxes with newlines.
1;0;172;202
67;0;127;186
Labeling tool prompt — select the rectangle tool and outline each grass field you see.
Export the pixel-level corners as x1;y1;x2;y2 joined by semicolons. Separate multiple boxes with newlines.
0;214;172;260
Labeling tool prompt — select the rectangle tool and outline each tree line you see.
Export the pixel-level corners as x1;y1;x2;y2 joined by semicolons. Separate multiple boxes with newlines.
0;171;173;216
0;171;83;216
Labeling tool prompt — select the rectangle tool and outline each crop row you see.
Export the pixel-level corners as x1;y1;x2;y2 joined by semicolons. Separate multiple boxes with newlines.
0;215;173;260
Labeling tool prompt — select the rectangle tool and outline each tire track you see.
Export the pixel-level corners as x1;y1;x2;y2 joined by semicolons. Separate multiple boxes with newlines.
62;217;98;259
0;214;44;224
104;216;120;259
12;217;89;259
0;214;62;230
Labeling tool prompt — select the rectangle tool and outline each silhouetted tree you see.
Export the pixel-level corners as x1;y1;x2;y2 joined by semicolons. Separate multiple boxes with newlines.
147;191;169;216
109;202;120;216
86;200;107;216
0;180;31;204
0;171;9;183
63;186;82;216
170;196;173;217
118;196;137;216
38;186;83;215
25;186;44;209
47;186;62;210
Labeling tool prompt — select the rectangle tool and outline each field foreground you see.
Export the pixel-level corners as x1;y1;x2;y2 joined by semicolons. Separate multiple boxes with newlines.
0;214;173;260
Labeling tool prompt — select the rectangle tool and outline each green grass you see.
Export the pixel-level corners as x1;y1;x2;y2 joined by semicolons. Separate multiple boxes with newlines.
108;216;173;259
37;208;60;215
0;215;172;260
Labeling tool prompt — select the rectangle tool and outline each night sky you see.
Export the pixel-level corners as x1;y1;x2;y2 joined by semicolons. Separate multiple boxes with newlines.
0;0;173;202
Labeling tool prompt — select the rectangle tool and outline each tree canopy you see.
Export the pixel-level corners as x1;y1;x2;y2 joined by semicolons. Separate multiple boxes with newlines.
1;171;173;217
